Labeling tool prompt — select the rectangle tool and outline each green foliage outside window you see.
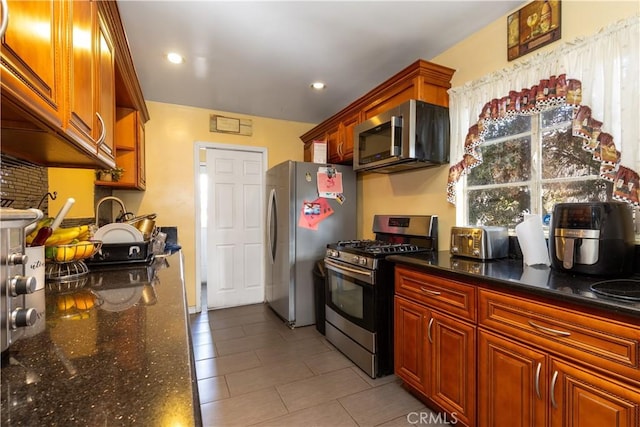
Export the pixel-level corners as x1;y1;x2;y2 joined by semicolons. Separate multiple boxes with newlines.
465;105;612;230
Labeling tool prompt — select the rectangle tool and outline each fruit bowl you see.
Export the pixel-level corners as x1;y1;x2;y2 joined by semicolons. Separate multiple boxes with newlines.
45;240;103;263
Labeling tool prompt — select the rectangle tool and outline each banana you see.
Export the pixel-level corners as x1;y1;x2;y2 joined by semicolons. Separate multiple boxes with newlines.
75;225;93;241
45;226;83;246
26;218;54;245
54;245;76;262
73;241;94;260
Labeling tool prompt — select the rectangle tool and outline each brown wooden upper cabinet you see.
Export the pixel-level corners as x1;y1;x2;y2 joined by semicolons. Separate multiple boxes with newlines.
0;0;148;173
1;0;64;128
301;60;455;165
65;0;115;167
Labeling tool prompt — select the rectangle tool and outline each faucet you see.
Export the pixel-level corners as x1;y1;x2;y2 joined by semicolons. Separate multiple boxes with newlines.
95;196;128;226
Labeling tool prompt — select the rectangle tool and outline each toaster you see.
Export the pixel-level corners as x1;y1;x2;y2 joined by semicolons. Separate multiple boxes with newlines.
450;226;508;260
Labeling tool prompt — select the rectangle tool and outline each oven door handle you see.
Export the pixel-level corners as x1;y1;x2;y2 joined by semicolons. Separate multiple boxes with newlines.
324;258;374;284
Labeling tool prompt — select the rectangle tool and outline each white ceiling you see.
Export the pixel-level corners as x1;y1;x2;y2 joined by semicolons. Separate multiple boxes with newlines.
117;0;525;124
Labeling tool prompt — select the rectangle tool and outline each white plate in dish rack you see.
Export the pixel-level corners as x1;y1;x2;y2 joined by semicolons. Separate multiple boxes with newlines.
94;223;144;244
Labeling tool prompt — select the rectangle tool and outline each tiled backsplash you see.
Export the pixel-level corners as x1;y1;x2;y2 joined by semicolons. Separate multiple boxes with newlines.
0;154;50;213
0;153;110;226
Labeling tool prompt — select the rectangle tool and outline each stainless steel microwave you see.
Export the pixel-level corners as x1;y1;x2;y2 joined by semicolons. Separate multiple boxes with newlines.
353;99;450;173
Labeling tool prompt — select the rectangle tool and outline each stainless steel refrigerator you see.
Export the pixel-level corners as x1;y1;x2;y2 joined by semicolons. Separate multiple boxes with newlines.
265;161;356;327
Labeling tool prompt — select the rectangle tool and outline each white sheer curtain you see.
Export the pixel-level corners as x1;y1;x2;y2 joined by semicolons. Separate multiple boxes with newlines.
448;14;639;202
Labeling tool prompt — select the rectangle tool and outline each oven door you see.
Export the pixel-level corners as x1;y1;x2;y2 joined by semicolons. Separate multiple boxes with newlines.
324;257;376;332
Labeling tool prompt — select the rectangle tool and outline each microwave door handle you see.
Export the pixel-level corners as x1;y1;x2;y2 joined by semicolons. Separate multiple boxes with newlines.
390;116;402;157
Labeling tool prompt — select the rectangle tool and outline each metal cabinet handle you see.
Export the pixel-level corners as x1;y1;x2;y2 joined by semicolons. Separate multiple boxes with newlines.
550;370;559;408
0;0;9;39
535;362;542;399
96;112;106;148
427;317;434;344
528;320;571;337
420;286;441;296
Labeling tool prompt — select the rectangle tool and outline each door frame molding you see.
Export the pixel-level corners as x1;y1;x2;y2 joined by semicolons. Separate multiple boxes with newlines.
193;142;268;313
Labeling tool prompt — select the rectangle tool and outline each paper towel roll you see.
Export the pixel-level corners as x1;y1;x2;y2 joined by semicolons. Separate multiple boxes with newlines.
515;214;551;266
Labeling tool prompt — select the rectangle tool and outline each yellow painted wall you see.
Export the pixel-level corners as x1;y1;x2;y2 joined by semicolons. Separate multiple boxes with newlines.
48;169;95;218
358;0;640;245
113;101;314;308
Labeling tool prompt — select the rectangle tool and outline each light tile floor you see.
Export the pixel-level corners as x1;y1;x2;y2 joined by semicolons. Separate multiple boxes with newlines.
189;294;452;426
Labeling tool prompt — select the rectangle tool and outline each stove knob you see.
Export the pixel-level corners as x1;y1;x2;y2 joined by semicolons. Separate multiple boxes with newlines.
8;253;28;265
11;308;37;328
328;249;339;258
9;275;37;296
352;255;360;264
359;257;368;266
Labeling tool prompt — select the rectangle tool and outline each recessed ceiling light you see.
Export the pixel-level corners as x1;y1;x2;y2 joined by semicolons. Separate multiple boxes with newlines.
311;82;326;90
166;52;184;64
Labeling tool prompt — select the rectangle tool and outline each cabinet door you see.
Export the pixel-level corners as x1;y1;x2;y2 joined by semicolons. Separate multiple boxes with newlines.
478;330;547;427
66;0;98;148
339;112;359;162
428;310;476;427
96;12;115;163
394;296;428;395
1;0;63;126
326;126;341;164
550;359;640;427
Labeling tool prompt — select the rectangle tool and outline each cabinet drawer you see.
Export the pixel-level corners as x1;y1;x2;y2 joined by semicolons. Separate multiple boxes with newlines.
395;266;476;322
478;289;640;384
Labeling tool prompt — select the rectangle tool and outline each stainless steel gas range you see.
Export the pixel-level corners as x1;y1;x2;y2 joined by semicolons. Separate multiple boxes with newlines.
323;214;438;378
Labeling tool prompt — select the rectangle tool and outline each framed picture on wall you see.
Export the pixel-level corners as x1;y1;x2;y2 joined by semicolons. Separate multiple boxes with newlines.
508;0;561;61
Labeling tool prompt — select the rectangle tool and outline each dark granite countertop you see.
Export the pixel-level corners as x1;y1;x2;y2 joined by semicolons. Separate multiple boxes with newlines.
1;252;201;426
388;251;640;319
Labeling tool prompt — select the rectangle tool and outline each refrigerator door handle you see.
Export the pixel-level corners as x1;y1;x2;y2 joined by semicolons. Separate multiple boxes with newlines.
267;188;277;263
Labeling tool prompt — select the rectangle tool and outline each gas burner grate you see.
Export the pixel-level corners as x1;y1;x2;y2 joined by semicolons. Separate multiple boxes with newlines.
336;239;378;248
365;243;422;254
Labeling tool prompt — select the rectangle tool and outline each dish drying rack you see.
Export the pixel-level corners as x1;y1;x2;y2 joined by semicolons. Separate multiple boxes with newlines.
89;196;162;266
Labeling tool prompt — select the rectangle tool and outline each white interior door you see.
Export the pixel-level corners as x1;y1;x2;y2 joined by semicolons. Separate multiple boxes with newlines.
206;148;264;309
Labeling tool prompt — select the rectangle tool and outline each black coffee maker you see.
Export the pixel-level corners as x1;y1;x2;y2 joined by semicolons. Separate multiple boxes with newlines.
549;202;635;276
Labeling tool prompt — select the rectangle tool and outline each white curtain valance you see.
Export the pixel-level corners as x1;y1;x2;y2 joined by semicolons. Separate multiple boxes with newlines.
447;14;640;203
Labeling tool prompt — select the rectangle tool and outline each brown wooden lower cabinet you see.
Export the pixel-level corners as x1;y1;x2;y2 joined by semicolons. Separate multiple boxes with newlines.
395;296;428;394
429;310;476;426
479;329;640;427
549;359;640;427
395;266;640;427
394;294;476;426
478;329;548;427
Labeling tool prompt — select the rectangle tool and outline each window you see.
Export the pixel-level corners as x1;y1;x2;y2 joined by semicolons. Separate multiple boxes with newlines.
463;105;613;230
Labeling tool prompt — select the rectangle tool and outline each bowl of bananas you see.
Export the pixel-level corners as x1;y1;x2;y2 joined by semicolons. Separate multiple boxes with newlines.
29;223;103;281
45;240;103;263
